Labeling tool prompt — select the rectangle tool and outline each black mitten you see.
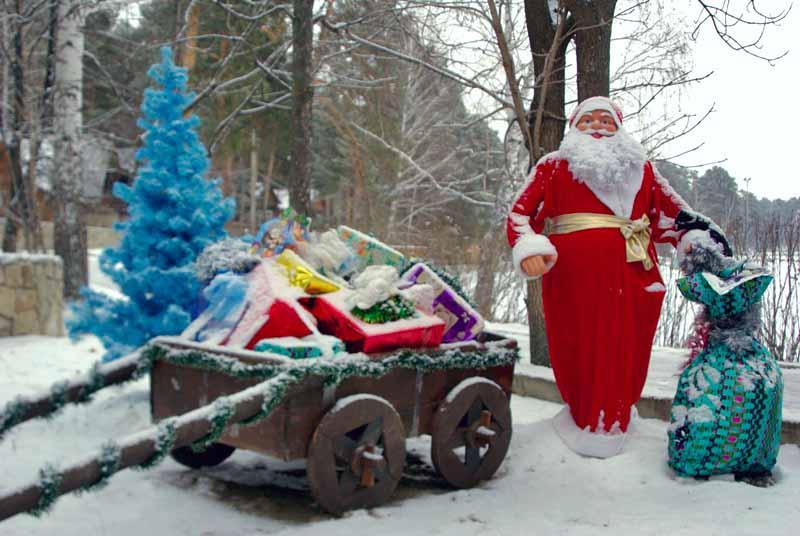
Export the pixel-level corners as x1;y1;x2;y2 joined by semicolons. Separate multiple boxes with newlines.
675;210;732;256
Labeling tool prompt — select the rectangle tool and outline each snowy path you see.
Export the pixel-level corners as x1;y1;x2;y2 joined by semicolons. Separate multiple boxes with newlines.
1;336;799;535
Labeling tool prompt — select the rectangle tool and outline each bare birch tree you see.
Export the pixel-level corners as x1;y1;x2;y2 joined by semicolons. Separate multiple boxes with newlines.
53;0;88;300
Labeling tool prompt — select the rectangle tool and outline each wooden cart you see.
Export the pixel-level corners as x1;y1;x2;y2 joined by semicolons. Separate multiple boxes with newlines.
151;332;517;514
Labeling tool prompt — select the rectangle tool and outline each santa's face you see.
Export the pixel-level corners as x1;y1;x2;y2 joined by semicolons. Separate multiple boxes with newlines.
575;110;618;138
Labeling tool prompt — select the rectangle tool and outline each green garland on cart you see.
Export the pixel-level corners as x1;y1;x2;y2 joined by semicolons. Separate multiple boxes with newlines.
19;340;518;518
30;465;63;517
0;354;145;440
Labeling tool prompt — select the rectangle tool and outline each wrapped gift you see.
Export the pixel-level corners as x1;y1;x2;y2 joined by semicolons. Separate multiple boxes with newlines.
253;335;346;359
299;291;445;354
276;250;340;295
252;209;311;258
226;299;315;349
297;230;361;280
183;272;249;344
183;258;321;349
399;263;484;343
337;226;406;271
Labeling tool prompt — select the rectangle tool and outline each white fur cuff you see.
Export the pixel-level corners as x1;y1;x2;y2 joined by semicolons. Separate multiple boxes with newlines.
511;233;557;279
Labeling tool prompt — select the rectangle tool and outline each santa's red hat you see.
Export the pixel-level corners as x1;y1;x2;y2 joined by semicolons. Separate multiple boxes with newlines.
568;96;623;129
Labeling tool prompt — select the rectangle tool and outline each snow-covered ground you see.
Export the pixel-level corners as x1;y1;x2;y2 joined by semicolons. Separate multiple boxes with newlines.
1;335;799;535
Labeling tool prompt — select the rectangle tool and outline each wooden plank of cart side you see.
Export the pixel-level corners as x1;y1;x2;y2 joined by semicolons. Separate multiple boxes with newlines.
150;359;293;460
150;340;330;461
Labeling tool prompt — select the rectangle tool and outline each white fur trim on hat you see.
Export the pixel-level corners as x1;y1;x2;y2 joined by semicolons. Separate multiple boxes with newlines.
511;233;557;280
568;96;623;128
552;406;634;459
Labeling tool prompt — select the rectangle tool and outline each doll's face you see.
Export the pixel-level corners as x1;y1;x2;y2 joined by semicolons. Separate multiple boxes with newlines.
575;110;618;138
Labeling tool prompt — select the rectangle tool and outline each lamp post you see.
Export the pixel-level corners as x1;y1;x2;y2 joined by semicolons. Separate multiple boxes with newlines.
744;177;752;253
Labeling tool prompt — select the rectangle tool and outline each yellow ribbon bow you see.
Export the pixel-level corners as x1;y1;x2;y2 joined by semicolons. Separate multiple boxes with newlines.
619;215;653;270
551;213;654;270
277;250;340;295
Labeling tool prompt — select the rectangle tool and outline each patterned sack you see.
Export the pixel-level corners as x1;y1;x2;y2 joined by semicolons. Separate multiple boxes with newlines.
667;265;782;478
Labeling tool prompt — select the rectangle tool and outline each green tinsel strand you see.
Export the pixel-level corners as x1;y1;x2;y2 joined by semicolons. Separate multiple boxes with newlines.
136;418;178;470
161;349;282;380
77;362;106;403
135;346;162;379
149;342;519;385
80;442;122;494
351;295;416;324
47;381;70;418
0;396;27;439
29;464;63;517
191;398;235;452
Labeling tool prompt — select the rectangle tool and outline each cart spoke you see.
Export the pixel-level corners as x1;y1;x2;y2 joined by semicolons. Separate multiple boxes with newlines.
360;416;384;446
371;459;388;482
338;470;360;495
489;420;504;435
446;427;468;451
466;398;483;427
333;436;358;462
465;445;481;470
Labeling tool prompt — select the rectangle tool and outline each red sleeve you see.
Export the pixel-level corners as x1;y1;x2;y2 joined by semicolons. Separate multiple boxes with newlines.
506;157;557;278
646;161;689;248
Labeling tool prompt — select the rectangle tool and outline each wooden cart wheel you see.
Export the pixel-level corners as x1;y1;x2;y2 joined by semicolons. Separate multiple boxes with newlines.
431;378;512;488
307;395;406;515
170;443;236;469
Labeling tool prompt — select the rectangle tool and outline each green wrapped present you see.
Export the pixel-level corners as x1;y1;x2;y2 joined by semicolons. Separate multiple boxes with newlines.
253;335;346;359
337;226;406;270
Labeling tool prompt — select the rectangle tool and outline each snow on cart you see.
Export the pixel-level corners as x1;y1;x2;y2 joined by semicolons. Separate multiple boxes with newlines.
0;222;518;519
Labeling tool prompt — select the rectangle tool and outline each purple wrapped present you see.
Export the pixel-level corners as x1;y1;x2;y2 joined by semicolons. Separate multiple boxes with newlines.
399;263;484;343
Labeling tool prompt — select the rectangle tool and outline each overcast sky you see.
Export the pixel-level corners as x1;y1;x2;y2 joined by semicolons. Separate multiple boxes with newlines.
670;2;798;200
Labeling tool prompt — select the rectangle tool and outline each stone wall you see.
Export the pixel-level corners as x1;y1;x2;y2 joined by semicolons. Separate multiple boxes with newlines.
0;254;64;337
0;221;121;250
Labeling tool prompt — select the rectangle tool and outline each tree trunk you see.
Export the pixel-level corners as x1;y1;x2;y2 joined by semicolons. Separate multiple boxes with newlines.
181;1;200;70
565;0;617;100
290;0;315;217
249;129;258;231
53;0;88;299
263;149;275;218
522;0;574;366
475;232;501;318
2;0;40;252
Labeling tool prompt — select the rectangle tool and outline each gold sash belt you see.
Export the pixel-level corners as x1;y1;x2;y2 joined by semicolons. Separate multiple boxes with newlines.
550;213;654;270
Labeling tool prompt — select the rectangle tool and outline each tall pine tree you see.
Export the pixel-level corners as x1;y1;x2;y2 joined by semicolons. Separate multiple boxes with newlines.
69;48;235;360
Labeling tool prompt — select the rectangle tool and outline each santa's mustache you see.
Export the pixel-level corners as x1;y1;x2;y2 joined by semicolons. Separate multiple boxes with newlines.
578;128;616;137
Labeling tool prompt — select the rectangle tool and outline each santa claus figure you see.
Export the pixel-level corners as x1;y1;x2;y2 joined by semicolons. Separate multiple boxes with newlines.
506;96;727;458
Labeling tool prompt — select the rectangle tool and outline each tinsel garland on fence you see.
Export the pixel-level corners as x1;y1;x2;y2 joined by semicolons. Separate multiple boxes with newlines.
20;340;518;517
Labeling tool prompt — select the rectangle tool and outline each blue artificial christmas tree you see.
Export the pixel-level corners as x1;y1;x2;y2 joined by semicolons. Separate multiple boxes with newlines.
69;48;235;360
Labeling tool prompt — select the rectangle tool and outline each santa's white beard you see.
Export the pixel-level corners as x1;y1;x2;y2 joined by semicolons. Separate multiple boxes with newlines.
557;127;647;217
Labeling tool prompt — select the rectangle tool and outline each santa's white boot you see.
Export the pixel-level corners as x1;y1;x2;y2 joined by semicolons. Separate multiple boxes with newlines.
552;406;638;458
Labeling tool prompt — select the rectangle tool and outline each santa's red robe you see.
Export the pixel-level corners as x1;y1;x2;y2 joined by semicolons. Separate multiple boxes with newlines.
506;155;686;455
